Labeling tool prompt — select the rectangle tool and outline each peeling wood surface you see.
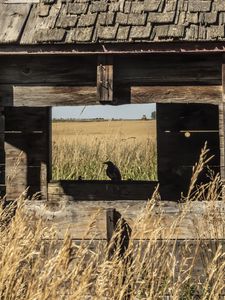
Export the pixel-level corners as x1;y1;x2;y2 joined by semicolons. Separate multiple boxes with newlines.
25;200;225;240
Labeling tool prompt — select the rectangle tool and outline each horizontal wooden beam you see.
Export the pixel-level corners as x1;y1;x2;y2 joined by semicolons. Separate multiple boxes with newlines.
48;180;158;201
0;85;222;106
131;86;222;104
25;200;225;240
1;42;225;55
0;85;97;106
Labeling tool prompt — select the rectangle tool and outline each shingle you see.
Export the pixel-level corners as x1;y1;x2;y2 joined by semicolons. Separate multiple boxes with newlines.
67;3;88;15
130;23;152;39
207;25;224;39
108;2;121;12
78;13;97;27
56;15;77;28
144;0;161;12
148;12;176;23
155;25;169;38
98;12;115;25
214;1;225;12
189;1;212;12
117;26;130;40
98;25;118;40
39;4;51;17
167;25;185;37
185;25;199;40
3;0;225;45
35;29;65;42
185;12;199;24
68;27;94;42
202;12;218;24
116;12;128;24
127;13;147;25
90;1;108;13
165;0;178;12
131;2;144;13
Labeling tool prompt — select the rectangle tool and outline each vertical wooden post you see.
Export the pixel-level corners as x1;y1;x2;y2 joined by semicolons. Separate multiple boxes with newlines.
220;64;225;184
0;107;5;198
106;208;131;258
97;55;113;102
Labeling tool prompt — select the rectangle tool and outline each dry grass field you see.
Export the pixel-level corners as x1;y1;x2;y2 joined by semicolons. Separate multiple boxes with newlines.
0;157;225;299
52;120;157;181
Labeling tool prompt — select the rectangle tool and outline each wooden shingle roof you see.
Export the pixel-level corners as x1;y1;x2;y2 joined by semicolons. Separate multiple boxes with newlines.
0;0;225;44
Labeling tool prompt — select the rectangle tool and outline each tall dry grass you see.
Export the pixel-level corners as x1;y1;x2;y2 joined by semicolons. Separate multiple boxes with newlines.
52;134;157;181
0;146;225;299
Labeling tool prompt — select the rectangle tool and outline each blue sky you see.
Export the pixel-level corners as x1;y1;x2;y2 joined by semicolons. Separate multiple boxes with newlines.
52;103;156;120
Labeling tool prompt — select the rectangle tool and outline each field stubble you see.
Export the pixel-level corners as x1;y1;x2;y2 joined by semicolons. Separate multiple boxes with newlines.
52;120;157;181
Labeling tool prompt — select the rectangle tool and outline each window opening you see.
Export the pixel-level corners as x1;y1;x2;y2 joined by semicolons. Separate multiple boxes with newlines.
52;104;157;181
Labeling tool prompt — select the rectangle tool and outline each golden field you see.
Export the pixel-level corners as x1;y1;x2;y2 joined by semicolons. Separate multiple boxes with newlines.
52;120;157;181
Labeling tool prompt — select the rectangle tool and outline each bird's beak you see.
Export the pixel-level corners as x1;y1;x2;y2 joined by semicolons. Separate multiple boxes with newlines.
103;162;106;165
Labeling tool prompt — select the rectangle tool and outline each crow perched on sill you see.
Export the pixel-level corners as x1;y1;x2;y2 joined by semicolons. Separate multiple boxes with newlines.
103;161;122;182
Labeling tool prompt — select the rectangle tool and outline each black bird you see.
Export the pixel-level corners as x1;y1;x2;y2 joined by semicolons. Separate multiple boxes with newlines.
103;161;122;181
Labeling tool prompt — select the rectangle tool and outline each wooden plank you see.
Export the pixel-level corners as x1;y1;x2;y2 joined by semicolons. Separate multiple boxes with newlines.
221;64;225;180
0;85;97;106
0;4;31;43
5;107;50;200
131;86;222;104
157;103;219;131
48;180;158;201
0;55;96;85
0;108;5;196
114;55;222;85
97;55;113;102
25;200;225;240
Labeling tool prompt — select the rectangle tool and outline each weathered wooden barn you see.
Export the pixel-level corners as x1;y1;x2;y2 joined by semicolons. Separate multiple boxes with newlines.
0;0;225;242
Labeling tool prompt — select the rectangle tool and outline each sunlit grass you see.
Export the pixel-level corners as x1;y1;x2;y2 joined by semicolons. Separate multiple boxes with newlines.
52;121;157;181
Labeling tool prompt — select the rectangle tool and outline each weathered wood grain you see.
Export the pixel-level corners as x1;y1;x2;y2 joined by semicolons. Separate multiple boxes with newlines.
0;56;96;85
0;5;31;43
97;55;113;102
114;55;222;85
131;86;222;104
0;85;97;106
25;200;225;240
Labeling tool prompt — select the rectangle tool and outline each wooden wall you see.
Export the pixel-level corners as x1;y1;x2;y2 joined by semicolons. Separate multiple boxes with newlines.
0;53;224;201
4;107;51;200
0;54;222;106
